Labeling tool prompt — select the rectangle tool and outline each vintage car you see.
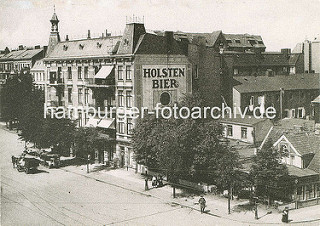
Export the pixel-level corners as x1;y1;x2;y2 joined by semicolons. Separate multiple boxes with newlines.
16;155;40;174
40;152;60;168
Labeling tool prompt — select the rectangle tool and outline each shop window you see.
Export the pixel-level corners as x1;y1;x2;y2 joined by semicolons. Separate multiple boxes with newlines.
118;66;123;80
160;92;171;105
241;127;247;139
297;186;302;195
227;125;233;136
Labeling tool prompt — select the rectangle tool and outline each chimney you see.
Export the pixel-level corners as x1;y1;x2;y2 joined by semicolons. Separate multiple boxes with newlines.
281;48;291;58
18;45;24;50
87;30;91;39
102;33;104;38
66;35;69;41
106;29;111;37
165;31;174;54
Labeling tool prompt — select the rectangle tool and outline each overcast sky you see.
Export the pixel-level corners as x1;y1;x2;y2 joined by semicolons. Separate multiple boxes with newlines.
0;0;319;51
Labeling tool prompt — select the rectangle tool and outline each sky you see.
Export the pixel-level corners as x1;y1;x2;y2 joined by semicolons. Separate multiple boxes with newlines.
0;0;319;51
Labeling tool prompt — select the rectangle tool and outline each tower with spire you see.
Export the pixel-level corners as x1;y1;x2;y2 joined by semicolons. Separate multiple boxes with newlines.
47;6;60;56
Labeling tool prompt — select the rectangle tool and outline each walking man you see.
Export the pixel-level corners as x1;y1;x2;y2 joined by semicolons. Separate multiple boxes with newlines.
199;195;206;213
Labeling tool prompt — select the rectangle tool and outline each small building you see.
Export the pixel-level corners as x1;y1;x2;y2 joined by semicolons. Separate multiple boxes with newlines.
30;59;46;90
259;118;320;208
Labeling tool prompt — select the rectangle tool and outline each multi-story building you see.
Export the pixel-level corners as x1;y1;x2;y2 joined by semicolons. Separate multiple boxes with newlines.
293;37;320;73
43;12;192;167
232;73;320;119
30;59;46;90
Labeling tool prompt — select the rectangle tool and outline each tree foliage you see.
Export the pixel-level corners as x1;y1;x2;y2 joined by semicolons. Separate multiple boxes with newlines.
132;93;241;189
250;140;294;202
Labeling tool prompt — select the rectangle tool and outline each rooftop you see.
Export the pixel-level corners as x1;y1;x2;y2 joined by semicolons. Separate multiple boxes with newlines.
233;73;320;93
45;36;122;60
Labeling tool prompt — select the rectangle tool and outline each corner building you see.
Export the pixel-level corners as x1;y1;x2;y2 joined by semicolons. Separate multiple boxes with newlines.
44;12;192;167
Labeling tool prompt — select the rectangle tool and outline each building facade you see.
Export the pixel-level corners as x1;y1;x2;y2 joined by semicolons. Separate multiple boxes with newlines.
43;12;192;167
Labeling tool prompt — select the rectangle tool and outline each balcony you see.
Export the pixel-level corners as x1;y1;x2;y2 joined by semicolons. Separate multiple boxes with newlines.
49;78;64;85
85;78;115;89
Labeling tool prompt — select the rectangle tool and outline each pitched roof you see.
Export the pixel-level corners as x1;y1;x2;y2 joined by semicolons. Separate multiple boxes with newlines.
0;48;43;61
287;165;319;177
30;59;45;71
312;95;320;103
233;73;320;93
134;33;187;55
223;33;265;49
45;36;122;60
231;52;290;67
289;53;302;66
221;114;269;126
283;132;319;156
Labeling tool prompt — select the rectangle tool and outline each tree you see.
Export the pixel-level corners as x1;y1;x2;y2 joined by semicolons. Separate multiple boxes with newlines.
132;92;241;190
250;140;294;204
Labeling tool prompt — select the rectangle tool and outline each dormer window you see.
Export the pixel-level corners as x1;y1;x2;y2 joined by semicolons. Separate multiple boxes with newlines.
123;39;129;46
97;42;102;48
79;44;84;50
63;45;68;51
235;39;241;43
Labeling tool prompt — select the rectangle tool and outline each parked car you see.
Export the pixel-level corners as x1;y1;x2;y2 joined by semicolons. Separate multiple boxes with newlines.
16;155;40;174
40;153;60;168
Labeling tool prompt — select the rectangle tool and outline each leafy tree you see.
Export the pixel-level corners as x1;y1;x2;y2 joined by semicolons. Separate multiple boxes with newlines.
132;92;241;190
250;140;294;204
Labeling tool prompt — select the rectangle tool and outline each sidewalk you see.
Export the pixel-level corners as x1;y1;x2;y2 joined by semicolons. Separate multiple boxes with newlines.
62;164;320;225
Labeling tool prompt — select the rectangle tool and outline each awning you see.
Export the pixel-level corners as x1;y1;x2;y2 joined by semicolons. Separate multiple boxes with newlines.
85;117;101;127
94;66;114;79
97;118;115;129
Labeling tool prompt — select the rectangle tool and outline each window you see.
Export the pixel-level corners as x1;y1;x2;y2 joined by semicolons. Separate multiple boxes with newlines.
258;41;264;44
317;184;320;197
68;67;72;79
126;65;131;80
118;66;123;80
306;185;315;199
84;66;88;79
85;89;89;104
226;39;232;44
280;144;289;157
118;120;125;134
118;90;124;107
298;107;305;118
227;125;233;136
291;109;296;118
290;154;295;165
57;67;62;79
249;96;254;106
241;127;247;139
78;88;83;104
233;68;239;75
68;88;72;103
235;39;241;43
194;64;198;79
78;66;82;79
160;92;171;105
126;91;132;108
127;118;133;135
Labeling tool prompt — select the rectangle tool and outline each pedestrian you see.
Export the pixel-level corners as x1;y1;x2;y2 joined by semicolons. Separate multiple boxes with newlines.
145;177;149;190
282;207;289;223
199;195;206;213
158;175;163;187
11;155;16;168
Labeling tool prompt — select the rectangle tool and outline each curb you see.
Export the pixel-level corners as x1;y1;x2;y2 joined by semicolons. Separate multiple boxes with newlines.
61;167;320;225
